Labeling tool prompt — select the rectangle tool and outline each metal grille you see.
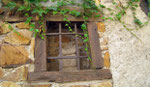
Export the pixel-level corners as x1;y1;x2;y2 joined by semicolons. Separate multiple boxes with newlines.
46;22;89;71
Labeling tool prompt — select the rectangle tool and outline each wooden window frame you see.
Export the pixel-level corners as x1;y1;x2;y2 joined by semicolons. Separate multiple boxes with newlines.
28;21;111;82
1;6;112;82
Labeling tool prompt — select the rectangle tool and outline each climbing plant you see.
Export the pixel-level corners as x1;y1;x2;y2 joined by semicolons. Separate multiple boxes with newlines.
3;0;150;61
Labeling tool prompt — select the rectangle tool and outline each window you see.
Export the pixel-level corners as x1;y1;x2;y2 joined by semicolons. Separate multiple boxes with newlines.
28;20;111;82
46;22;89;71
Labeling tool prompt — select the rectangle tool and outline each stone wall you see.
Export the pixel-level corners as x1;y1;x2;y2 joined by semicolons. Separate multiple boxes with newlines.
1;0;150;87
0;6;112;87
0;21;112;86
101;0;150;87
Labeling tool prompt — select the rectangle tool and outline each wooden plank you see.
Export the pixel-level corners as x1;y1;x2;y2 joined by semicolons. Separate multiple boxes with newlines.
87;22;104;69
2;6;102;22
34;21;47;72
28;69;112;82
3;15;102;22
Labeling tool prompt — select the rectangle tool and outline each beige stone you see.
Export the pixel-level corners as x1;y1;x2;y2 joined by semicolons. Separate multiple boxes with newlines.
104;52;110;68
4;30;33;45
30;38;35;58
2;66;28;81
97;22;106;32
90;81;112;87
0;81;21;87
95;0;100;6
69;85;89;87
101;47;108;51
99;32;104;38
15;22;30;29
100;37;108;46
0;45;29;67
0;23;12;34
22;84;51;87
0;67;3;78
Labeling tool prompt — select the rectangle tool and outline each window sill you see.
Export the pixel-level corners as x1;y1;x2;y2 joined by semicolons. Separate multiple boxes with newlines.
28;69;112;82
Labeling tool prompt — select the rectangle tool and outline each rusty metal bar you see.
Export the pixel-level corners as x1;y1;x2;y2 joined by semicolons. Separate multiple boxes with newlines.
46;33;84;36
75;23;80;70
47;56;88;59
59;23;63;71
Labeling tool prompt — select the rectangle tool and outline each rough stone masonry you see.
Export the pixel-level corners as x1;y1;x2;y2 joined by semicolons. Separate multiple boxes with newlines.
0;0;150;87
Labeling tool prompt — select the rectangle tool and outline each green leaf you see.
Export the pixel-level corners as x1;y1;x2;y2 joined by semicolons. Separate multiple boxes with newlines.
30;24;35;28
83;38;89;43
5;2;16;9
69;10;81;17
29;28;34;31
65;23;69;27
116;12;122;20
84;34;88;37
81;23;87;30
148;12;150;19
63;18;67;21
94;14;100;18
83;16;88;20
85;47;88;51
35;29;39;33
99;5;106;8
112;2;117;5
53;11;58;15
25;17;32;24
25;13;29;17
134;18;142;25
18;6;26;11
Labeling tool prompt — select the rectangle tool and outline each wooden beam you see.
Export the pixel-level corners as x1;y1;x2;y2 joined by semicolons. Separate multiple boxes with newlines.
28;69;112;82
88;22;104;69
3;15;102;22
34;21;47;72
2;6;102;22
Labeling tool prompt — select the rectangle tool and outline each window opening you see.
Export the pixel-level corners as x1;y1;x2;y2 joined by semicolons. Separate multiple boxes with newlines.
46;22;90;71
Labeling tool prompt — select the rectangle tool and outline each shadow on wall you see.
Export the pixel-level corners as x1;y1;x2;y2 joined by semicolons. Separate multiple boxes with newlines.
140;0;149;16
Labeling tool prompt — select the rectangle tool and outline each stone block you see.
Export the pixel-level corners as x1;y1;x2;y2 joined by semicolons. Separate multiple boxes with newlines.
2;66;28;81
99;32;104;38
15;22;30;29
100;37;108;46
69;85;89;87
101;47;108;51
97;22;106;32
4;30;33;45
30;38;35;58
0;22;12;34
22;84;51;87
104;52;110;68
95;0;100;6
90;81;112;87
0;81;21;87
48;43;59;47
0;67;3;78
62;59;77;67
62;36;70;43
0;45;29;67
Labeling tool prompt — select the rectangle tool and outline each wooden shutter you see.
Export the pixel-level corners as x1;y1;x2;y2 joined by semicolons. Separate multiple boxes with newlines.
87;22;104;69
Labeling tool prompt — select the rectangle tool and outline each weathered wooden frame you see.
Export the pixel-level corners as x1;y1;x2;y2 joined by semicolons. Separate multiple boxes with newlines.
29;20;111;82
0;6;112;82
